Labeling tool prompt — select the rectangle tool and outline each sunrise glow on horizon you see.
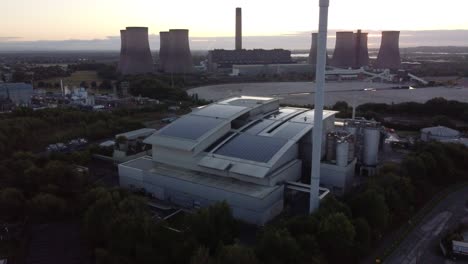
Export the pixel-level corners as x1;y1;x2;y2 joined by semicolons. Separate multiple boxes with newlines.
2;0;468;41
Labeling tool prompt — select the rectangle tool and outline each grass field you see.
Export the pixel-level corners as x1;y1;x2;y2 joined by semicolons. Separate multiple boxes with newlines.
38;70;103;88
37;70;111;93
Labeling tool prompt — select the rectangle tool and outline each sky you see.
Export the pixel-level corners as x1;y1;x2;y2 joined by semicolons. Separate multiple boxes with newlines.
1;0;468;50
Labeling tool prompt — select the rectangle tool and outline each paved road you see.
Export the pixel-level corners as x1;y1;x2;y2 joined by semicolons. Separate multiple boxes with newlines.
188;81;468;106
384;186;468;264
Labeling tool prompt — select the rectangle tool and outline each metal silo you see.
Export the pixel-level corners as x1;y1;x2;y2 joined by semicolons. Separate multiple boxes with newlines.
347;136;355;163
336;139;349;167
363;127;380;166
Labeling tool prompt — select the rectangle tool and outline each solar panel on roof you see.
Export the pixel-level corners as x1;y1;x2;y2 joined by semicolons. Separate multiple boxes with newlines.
271;122;310;139
159;116;224;140
215;134;288;163
192;104;247;119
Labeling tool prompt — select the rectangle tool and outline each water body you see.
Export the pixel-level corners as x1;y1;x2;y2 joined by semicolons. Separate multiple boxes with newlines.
188;81;468;106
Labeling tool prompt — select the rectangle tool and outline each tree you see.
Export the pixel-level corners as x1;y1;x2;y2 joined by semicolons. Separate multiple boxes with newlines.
216;244;259;264
187;202;239;252
317;212;356;262
353;218;371;257
91;81;97;88
0;188;26;222
256;228;301;264
29;193;67;222
190;246;214;264
351;188;389;234
99;80;113;89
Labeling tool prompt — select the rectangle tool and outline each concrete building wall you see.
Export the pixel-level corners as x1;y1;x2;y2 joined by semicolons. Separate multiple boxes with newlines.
320;159;356;195
130;168;285;225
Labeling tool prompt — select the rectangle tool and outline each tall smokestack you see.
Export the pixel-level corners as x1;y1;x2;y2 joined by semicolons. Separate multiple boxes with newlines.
118;30;127;73
236;7;242;50
159;31;170;72
376;31;401;69
331;31;355;68
310;0;330;214
122;27;154;75
166;29;193;74
354;30;369;68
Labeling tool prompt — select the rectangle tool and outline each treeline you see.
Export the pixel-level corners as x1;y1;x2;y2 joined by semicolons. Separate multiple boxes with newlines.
0;153;89;224
12;65;71;83
68;63;118;80
357;97;468;120
0;108;143;157
84;141;468;264
1;141;467;263
410;61;468;77
123;75;189;101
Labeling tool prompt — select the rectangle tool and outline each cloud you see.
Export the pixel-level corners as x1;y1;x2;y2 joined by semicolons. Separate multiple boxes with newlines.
0;30;467;51
0;37;22;42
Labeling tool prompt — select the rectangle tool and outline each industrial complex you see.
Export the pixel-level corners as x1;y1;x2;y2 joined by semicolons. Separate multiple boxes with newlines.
118;96;384;224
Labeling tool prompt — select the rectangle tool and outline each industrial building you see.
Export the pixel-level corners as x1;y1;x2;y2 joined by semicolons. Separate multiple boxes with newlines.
207;8;293;72
0;83;33;106
207;49;293;71
118;27;154;75
232;63;314;77
118;96;383;224
159;29;193;74
376;31;401;70
420;126;468;147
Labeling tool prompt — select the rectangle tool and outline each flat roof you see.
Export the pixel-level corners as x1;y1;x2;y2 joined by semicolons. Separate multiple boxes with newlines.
116;128;156;140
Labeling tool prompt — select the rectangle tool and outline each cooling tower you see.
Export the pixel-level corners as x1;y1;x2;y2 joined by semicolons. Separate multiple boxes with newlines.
354;30;369;68
236;7;242;50
121;27;154;75
376;31;401;69
159;31;170;72
308;33;318;65
331;31;356;68
308;33;329;65
117;30;127;73
166;29;193;74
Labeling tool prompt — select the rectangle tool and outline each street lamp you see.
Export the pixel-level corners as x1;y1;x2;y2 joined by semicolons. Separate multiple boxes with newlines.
309;0;330;214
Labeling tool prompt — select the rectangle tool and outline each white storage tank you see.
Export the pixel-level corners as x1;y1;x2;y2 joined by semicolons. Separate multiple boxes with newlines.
363;127;380;166
336;139;349;167
420;126;460;142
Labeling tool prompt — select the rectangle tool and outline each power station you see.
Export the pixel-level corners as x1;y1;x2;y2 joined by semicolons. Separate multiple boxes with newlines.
118;27;154;75
376;31;401;69
158;31;170;72
207;7;293;72
331;31;356;68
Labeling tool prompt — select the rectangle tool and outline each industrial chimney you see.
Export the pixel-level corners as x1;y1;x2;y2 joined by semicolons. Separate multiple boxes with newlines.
354;30;369;68
376;31;401;69
117;30;127;73
121;27;154;75
166;29;193;74
236;7;242;50
331;31;356;68
159;31;170;72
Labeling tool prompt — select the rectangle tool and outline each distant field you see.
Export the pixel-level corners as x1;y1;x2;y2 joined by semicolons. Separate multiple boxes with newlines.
38;70;103;88
37;70;112;93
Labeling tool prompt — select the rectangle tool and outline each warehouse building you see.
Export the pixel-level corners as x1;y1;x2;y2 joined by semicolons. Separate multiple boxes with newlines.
118;96;362;224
